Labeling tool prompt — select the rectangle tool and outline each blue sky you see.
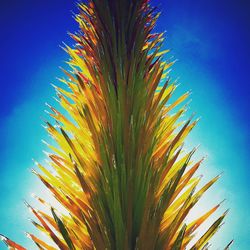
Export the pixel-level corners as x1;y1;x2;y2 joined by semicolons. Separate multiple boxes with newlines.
0;0;249;249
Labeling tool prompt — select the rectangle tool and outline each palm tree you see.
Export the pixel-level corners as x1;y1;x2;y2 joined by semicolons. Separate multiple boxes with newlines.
1;0;229;249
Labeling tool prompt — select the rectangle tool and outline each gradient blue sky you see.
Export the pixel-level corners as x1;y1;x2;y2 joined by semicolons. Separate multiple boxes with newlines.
0;0;249;249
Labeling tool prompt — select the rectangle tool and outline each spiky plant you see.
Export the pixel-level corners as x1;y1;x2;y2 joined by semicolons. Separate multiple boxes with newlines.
1;0;229;249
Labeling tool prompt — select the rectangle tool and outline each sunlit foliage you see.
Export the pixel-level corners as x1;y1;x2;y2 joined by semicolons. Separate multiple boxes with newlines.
1;0;228;249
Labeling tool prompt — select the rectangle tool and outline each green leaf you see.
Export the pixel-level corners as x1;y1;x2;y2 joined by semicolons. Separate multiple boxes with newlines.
51;208;75;250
